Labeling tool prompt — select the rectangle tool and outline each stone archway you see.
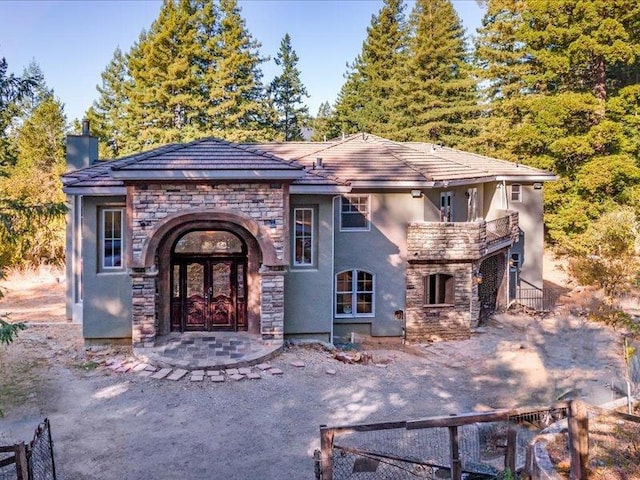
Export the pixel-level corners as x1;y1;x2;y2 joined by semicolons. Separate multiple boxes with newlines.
130;209;286;346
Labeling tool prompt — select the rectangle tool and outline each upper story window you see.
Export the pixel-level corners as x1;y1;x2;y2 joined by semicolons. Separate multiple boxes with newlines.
423;273;454;306
341;195;370;231
101;208;123;270
440;191;453;222
293;207;314;266
510;184;522;202
336;270;375;317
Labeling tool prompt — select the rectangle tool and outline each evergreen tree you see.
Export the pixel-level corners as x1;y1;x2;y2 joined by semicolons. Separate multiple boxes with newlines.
205;0;274;141
0;95;67;268
127;0;202;150
472;0;640;245
268;33;309;141
0;56;38;173
310;101;336;141
393;0;479;146
86;47;131;158
332;0;408;136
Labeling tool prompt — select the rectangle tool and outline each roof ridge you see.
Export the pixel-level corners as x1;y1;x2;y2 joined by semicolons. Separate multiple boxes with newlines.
369;136;435;182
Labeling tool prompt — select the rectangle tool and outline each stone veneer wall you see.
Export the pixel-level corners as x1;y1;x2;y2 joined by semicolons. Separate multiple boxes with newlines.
129;183;286;345
405;262;477;341
405;221;489;342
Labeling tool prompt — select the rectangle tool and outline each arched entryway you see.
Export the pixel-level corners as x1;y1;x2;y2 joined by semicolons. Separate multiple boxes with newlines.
170;230;248;332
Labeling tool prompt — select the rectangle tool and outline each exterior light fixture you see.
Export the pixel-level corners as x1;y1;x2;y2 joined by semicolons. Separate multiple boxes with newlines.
411;190;423;198
534;183;542;190
474;272;483;284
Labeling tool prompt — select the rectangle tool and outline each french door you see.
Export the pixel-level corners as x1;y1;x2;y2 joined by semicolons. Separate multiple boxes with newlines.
171;258;246;332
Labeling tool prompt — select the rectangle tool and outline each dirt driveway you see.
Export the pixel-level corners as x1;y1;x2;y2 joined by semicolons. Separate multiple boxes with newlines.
0;266;630;480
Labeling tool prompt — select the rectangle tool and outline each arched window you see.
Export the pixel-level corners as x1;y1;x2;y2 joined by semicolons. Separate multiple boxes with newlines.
335;270;375;317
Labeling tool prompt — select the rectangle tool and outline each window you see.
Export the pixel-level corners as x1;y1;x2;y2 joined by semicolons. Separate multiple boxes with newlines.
293;208;314;266
101;209;123;269
336;270;374;317
341;195;370;231
440;191;453;222
510;184;521;202
423;274;454;305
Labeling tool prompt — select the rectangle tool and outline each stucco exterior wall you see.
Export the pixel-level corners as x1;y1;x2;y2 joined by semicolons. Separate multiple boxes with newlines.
285;195;334;341
506;183;544;289
82;195;132;341
334;192;424;338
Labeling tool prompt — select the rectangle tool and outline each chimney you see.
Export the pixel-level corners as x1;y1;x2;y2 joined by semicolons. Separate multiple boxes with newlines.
66;119;98;172
315;157;323;169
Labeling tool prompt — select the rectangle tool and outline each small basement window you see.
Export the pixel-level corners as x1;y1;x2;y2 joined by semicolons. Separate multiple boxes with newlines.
423;274;454;305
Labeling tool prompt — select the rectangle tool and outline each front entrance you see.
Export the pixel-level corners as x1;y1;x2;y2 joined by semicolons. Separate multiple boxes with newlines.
170;230;247;332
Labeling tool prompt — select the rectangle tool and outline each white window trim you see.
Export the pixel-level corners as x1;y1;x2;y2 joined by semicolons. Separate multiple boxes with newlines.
335;269;375;318
293;207;314;267
340;195;371;232
510;184;522;202
440;191;453;222
100;208;124;271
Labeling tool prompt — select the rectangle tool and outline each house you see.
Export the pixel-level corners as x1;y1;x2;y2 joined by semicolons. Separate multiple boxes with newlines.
62;124;556;350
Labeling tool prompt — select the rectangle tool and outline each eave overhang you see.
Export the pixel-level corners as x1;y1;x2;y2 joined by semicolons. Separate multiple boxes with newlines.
63;186;127;196
110;169;306;181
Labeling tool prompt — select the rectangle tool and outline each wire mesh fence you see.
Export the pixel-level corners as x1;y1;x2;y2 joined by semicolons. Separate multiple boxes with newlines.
317;405;569;480
27;420;56;480
0;419;56;480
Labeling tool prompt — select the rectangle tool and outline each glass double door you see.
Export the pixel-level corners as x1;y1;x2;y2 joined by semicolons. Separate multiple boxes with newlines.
171;258;246;332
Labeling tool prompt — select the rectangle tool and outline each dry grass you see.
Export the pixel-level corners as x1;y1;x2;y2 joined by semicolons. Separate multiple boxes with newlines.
0;266;66;323
546;411;640;480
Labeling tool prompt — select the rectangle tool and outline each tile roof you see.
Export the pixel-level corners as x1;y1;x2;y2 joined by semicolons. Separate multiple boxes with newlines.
62;133;554;191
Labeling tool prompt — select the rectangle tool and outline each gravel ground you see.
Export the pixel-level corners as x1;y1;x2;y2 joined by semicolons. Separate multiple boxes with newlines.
0;313;629;480
0;264;632;480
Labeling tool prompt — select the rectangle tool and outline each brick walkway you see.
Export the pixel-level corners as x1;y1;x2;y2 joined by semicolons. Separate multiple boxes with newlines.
133;331;282;370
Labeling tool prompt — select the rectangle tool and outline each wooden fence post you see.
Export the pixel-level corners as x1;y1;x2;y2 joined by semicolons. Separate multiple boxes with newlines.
14;442;28;480
320;425;334;480
568;400;589;480
505;424;517;475
448;426;462;480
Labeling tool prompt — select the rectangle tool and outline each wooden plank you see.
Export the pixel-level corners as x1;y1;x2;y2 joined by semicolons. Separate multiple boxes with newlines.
319;426;334;480
505;425;517;475
448;426;462;480
407;410;510;429
568;400;589;480
322;420;407;434
14;443;28;480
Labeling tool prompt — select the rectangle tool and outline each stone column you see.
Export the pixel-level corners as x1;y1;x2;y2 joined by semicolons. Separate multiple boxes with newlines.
131;267;158;347
259;266;285;341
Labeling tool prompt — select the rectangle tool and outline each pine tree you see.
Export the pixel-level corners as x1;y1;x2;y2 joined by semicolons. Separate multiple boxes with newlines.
332;0;408;136
1;95;67;267
472;0;640;245
268;33;309;141
127;0;202;150
310;101;336;141
86;47;131;158
0;56;38;173
205;0;274;141
393;0;479;146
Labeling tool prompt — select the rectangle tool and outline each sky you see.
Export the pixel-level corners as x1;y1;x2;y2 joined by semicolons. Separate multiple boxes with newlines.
0;0;484;125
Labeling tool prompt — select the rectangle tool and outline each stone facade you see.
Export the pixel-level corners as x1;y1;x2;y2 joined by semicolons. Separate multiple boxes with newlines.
405;214;517;342
129;182;287;346
131;183;286;264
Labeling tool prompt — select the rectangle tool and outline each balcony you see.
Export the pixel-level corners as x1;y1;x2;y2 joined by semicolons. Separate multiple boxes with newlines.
407;210;519;262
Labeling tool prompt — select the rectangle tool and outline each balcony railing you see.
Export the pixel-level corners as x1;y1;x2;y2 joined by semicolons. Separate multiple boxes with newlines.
486;216;512;246
407;210;519;262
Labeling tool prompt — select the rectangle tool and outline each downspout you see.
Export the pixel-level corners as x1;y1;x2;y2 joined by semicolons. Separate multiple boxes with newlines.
330;195;340;345
502;180;507;210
